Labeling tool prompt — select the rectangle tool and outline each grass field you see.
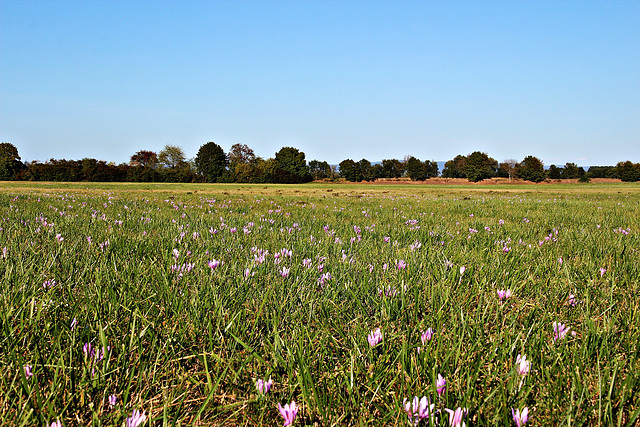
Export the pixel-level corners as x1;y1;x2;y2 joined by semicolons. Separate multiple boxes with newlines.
1;182;639;426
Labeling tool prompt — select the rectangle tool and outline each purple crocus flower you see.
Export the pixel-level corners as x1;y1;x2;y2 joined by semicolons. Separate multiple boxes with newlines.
280;267;290;278
444;407;468;427
277;401;298;426
553;322;570;342
515;354;530;376
368;328;383;347
436;374;447;396
421;328;435;345
108;394;117;406
599;267;607;277
49;420;63;427
568;294;581;307
24;365;33;378
403;396;435;425
126;409;147;427
207;259;222;269
256;378;273;394
497;289;512;301
512;407;529;427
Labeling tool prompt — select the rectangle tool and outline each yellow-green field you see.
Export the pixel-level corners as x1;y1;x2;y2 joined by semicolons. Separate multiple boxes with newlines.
1;182;639;426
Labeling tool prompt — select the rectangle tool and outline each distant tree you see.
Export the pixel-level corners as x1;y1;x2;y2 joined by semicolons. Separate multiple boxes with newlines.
227;143;256;166
516;156;546;182
358;159;375;181
442;155;467;178
130;150;158;169
339;159;361;182
0;142;24;180
464;151;498;182
562;162;581;179
424;160;439;178
158;145;187;169
578;167;589;182
587;166;616;179
371;163;385;180
255;158;279;183
615;161;640;182
406;156;426;181
308;160;332;180
497;159;518;181
381;159;405;178
195;142;227;182
547;164;563;179
273;147;311;183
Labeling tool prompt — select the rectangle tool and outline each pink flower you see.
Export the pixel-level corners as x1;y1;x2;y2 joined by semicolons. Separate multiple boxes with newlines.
497;289;512;301
459;266;466;276
49;420;63;427
207;259;222;269
421;328;434;345
126;409;147;427
568;294;581;307
436;374;447;396
515;354;530;376
397;259;407;270
280;267;290;278
24;365;33;378
599;267;607;277
444;407;468;427
277;401;298;426
368;328;383;347
108;394;117;406
256;378;273;394
553;321;570;342
403;396;435;424
512;407;529;427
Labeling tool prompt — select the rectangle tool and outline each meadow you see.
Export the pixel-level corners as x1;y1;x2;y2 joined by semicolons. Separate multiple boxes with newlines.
1;182;639;426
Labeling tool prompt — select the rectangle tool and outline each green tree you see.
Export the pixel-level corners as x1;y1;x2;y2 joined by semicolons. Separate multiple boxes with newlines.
615;161;640;182
339;159;361;182
547;164;562;179
587;166;616;179
273;147;311;183
358;159;375;181
381;159;405;178
308;160;332;180
442;155;467;178
158;145;187;169
464;151;498;182
562;162;580;179
406;156;426;181
0;142;23;180
516;156;546;182
195;142;227;182
424;160;439;178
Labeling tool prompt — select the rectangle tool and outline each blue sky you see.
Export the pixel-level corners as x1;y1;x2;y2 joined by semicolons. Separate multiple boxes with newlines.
1;0;638;167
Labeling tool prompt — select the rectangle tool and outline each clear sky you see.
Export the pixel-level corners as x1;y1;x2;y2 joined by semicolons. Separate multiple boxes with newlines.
1;0;638;167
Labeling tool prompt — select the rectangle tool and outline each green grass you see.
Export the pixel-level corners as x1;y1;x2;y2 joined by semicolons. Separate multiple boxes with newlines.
0;182;639;426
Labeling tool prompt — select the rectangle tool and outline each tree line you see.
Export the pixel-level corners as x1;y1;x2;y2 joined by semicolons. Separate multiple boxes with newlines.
1;142;639;183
